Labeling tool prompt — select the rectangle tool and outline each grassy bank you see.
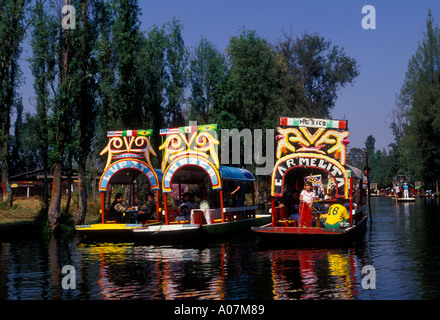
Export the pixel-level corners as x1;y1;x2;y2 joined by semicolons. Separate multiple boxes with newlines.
0;196;101;241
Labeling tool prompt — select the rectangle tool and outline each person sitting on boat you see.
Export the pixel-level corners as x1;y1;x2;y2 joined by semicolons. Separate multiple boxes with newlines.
325;197;350;229
299;182;316;227
231;180;246;208
290;190;300;221
176;192;191;222
109;193;127;223
138;192;156;223
189;193;200;210
394;185;401;198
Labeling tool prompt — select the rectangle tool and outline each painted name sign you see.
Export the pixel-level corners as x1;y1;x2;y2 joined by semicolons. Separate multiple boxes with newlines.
162;156;221;192
272;155;347;197
99;160;159;191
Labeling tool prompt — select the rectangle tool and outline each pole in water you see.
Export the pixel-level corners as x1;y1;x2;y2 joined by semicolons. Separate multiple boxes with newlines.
365;150;372;225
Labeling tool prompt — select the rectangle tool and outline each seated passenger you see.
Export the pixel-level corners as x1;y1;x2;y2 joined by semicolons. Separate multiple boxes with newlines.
325;197;350;229
176;192;191;221
289;190;300;221
189;194;200;209
109;193;127;223
138;192;156;223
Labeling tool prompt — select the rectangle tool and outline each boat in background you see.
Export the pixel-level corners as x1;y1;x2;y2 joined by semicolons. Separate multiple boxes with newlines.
392;175;416;203
252;117;368;246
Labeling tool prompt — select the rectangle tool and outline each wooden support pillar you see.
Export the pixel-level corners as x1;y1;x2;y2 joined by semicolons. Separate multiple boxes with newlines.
101;192;106;224
251;182;255;206
349;176;354;226
164;193;169;225
220;189;225;222
156;190;160;222
271;196;276;227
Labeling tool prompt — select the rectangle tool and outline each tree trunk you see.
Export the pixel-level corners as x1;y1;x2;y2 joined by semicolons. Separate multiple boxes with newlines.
63;154;72;215
48;163;63;230
74;157;87;225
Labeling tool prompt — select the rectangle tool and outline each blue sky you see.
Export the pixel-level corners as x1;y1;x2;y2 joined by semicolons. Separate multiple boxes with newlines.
20;0;440;151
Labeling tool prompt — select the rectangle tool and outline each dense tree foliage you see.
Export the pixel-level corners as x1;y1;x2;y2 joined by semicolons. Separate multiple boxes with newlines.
389;9;440;191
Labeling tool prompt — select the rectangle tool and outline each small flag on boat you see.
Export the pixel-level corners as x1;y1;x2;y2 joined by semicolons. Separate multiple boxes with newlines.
160;124;218;135
107;130;152;137
160;127;180;136
179;125;198;134
198;124;217;131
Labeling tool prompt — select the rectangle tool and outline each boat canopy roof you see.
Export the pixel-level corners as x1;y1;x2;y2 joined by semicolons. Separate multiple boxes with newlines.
345;164;364;180
219;166;255;182
163;164;255;185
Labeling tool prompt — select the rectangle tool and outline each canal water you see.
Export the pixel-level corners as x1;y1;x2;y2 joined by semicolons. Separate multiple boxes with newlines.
1;196;440;301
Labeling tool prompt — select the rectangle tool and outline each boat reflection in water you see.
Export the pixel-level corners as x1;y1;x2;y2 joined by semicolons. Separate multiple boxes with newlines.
73;239;367;300
264;248;361;300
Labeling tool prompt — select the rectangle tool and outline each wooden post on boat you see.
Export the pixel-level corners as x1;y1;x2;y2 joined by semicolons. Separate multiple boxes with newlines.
156;190;160;222
349;176;353;226
132;183;136;207
101;192;105;224
251;182;256;218
164;193;169;225
365;149;372;225
220;189;225;222
251;182;255;206
271;196;276;227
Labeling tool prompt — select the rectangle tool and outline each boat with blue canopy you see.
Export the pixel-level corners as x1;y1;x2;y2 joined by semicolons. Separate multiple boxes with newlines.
132;123;271;242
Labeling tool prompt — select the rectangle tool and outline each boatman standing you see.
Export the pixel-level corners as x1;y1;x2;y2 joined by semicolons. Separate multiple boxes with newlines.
403;183;409;198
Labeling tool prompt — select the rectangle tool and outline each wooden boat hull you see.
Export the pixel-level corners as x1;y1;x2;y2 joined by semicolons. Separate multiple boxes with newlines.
132;223;202;243
132;215;272;244
201;214;271;235
75;221;161;242
252;215;368;247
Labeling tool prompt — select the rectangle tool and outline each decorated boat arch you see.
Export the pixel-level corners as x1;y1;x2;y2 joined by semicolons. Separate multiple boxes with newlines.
271;117;350;199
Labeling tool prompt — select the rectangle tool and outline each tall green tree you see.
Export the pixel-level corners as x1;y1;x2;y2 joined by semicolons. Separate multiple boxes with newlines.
397;9;440;189
29;0;56;209
95;0;117;149
275;30;360;117
141;24;168;165
0;0;30;203
47;0;77;230
71;0;100;225
164;18;187;127
188;38;228;124
112;0;145;129
215;29;286;132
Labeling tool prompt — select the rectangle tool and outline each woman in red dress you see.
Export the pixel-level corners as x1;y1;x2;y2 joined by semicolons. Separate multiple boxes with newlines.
299;182;316;227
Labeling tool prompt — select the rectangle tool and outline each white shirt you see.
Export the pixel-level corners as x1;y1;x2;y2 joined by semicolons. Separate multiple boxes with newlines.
300;190;316;204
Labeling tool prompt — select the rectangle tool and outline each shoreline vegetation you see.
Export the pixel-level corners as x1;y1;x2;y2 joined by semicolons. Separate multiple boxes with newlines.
0;197;101;241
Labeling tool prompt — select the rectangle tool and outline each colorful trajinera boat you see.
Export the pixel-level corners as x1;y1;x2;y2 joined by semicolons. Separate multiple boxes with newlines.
75;130;162;240
132;123;271;242
252;117;368;246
